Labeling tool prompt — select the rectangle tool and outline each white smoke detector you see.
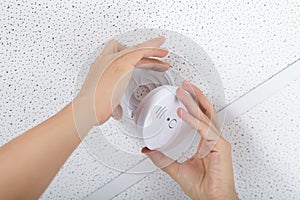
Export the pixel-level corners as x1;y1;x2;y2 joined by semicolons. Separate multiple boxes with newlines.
119;68;193;151
134;85;193;150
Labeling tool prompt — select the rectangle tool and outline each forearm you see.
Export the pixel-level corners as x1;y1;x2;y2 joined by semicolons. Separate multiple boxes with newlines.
0;102;92;199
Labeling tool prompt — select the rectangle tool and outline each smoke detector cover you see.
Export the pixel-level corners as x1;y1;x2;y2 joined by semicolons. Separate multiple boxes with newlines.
134;85;193;150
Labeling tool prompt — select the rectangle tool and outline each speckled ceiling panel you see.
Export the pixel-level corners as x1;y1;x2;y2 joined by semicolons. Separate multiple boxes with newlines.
114;78;300;199
0;0;299;199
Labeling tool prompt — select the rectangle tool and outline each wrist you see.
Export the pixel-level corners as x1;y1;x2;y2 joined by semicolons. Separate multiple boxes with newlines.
202;187;238;200
71;96;96;138
213;190;239;200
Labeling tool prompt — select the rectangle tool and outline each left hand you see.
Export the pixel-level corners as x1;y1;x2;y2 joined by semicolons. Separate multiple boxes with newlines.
73;36;170;133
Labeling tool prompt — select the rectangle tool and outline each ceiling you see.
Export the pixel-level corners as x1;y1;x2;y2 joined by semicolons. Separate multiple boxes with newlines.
0;0;299;199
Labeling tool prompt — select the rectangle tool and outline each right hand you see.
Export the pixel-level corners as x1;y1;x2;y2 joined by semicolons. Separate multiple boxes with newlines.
142;80;239;200
72;37;170;137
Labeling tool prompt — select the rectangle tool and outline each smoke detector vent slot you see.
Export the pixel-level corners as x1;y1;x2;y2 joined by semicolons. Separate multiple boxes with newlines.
156;106;167;119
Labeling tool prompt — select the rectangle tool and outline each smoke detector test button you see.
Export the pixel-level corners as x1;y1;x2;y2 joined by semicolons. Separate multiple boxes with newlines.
168;119;177;129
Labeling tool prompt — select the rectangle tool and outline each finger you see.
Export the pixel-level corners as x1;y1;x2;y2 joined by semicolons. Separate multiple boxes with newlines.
136;57;170;68
135;36;166;48
176;87;204;121
115;47;169;68
182;80;220;129
142;147;180;181
112;104;122;120
102;39;126;55
198;135;231;158
131;47;169;59
197;139;217;158
182;80;213;117
196;139;211;158
177;107;220;141
136;57;170;72
176;86;221;133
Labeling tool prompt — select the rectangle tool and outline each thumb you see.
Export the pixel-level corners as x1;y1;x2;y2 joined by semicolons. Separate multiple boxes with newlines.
142;147;181;182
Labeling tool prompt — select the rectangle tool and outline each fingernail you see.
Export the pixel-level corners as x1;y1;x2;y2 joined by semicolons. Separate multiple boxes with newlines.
177;107;183;118
164;62;171;67
183;80;189;85
141;147;151;154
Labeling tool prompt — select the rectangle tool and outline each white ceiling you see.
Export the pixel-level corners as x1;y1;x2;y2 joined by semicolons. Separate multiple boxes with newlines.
0;0;299;199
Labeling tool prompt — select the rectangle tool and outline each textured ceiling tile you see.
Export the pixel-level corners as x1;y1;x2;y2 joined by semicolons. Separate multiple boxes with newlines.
0;0;299;199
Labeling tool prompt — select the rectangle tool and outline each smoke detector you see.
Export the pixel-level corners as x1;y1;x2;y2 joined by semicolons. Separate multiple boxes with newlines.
119;68;193;151
134;85;193;150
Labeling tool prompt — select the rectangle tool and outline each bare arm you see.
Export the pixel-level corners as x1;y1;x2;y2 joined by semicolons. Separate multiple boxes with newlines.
0;36;169;200
0;103;88;199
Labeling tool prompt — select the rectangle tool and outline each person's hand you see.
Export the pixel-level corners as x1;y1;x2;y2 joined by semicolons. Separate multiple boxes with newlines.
72;36;170;135
142;80;238;200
